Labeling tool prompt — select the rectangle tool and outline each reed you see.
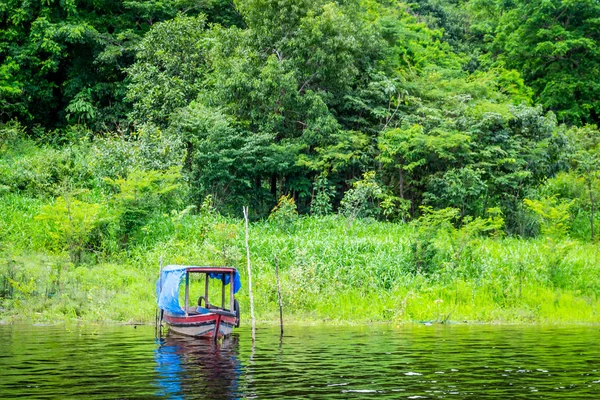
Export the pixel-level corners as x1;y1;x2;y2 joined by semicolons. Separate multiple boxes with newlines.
1;212;599;324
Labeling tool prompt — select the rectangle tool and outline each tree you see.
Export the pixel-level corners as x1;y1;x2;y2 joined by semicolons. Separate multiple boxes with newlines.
569;125;600;240
36;196;104;263
469;0;600;124
126;14;209;127
168;103;275;213
190;0;387;210
0;0;237;131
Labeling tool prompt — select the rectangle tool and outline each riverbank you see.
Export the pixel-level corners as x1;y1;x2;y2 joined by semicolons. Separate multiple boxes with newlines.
2;213;599;324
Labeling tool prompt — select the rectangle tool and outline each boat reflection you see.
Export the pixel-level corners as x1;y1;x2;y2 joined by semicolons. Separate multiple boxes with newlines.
155;334;242;399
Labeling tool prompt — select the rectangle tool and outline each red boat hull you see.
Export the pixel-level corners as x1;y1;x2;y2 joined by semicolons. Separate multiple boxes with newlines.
164;312;238;339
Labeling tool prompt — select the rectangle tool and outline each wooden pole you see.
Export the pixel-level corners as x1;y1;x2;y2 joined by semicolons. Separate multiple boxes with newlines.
230;272;234;312
274;255;283;336
221;274;225;309
184;271;189;316
205;274;210;306
156;257;164;337
159;257;163;290
243;206;256;342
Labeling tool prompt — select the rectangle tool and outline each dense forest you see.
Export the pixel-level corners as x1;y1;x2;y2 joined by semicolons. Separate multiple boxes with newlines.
1;0;599;323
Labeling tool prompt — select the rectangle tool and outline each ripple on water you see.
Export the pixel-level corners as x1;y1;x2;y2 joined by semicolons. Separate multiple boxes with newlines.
1;324;600;399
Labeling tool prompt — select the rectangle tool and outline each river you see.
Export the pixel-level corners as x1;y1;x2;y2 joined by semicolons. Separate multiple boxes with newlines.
1;324;599;398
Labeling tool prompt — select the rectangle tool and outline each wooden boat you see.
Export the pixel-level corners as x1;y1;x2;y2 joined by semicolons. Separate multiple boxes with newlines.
156;265;241;339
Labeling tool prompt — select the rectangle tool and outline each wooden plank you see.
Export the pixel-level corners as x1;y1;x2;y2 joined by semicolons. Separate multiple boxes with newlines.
184;271;189;317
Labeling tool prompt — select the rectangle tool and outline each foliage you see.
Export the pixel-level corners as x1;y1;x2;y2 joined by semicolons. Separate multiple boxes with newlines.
104;167;183;245
3;0;585;230
35;195;105;263
168;102;273;212
410;206;460;274
0;0;239;131
0;121;24;153
268;195;299;227
65;89;97;126
3;204;600;323
425;167;487;218
524;197;573;239
339;172;385;220
4;0;600;325
409;205;505;276
468;0;600;124
126;14;209;127
568;125;600;240
310;173;335;216
0;142;92;197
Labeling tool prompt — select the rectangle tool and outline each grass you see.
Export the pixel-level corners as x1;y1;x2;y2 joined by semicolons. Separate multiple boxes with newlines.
1;208;599;325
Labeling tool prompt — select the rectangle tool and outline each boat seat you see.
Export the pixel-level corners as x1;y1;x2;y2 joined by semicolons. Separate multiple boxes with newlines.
196;306;211;314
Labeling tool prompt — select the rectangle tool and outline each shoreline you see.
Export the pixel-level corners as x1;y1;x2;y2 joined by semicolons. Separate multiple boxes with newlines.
2;314;600;327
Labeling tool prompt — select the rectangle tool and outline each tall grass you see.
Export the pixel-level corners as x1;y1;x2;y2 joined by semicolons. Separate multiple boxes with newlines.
1;134;598;324
2;210;599;324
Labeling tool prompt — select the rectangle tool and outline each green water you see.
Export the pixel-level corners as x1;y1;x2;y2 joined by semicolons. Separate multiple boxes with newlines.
1;324;599;399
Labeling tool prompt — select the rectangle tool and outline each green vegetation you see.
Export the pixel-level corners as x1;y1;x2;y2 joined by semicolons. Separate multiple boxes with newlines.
1;0;599;324
2;202;599;323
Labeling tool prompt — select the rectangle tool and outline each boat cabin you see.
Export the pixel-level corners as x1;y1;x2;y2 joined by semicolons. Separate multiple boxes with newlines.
156;265;242;338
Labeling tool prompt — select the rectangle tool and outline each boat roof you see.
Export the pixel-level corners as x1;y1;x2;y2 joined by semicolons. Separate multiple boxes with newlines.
163;265;238;274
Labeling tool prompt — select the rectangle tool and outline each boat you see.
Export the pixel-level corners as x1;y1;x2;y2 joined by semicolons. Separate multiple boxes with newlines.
156;265;242;339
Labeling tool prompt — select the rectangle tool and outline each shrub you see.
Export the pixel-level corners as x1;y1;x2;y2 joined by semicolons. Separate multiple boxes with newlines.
104;167;183;245
269;195;298;229
339;172;384;221
0;121;24;153
35;196;106;263
524;196;573;238
310;173;334;216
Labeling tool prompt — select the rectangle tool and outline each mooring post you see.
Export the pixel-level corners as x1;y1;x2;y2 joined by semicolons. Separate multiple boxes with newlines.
243;206;256;342
156;257;164;337
184;271;189;317
274;255;283;337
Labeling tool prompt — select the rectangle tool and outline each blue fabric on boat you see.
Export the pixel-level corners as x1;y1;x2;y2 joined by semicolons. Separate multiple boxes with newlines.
156;266;242;314
156;265;186;315
196;306;211;314
208;271;242;294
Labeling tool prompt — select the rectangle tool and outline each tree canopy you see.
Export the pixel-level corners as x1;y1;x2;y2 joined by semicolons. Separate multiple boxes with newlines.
1;0;599;239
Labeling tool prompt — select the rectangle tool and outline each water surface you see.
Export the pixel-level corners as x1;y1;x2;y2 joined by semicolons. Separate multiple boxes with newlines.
1;324;599;398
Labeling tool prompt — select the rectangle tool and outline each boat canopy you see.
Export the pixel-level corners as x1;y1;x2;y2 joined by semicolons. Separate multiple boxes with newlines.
156;265;242;315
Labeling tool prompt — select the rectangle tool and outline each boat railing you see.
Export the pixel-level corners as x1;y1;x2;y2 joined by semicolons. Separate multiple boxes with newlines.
184;306;236;318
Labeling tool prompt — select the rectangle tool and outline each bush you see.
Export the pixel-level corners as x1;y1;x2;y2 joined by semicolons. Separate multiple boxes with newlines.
35;196;107;263
0;121;24;153
524;196;573;238
339;172;384;220
0;145;92;197
269;195;298;229
104;167;184;245
310;173;334;216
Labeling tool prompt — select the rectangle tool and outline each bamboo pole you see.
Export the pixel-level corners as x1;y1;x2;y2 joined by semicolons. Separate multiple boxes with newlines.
156;257;164;338
205;274;210;306
274;255;283;336
243;206;256;342
221;274;225;309
184;271;189;316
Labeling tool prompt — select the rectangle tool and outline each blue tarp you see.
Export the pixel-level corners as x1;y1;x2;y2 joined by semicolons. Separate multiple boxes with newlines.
209;272;242;295
156;265;186;315
156;265;242;315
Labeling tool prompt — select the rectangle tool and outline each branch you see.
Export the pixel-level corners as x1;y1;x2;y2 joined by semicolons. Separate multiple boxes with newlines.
383;94;402;131
298;71;318;94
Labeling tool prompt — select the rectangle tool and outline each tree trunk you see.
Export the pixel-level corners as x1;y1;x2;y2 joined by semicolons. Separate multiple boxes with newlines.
184;141;193;172
271;174;277;198
398;167;404;199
